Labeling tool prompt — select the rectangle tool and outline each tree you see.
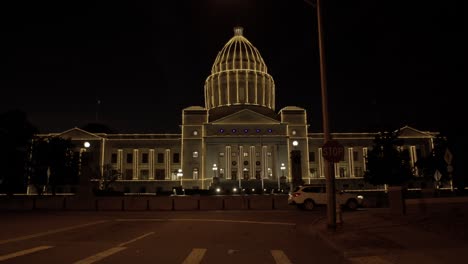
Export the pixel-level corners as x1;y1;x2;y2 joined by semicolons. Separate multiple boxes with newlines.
415;135;448;186
90;164;122;195
0;110;38;195
364;129;413;186
28;136;77;195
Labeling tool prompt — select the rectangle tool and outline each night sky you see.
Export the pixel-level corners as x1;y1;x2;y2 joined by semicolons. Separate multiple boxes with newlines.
1;0;463;135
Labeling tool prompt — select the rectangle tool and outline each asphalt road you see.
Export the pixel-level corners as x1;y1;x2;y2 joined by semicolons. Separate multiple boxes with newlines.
0;209;351;264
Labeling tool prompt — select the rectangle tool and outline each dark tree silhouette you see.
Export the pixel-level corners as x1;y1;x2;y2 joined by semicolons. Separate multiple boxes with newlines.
415;135;448;184
364;129;413;186
445;128;468;195
29;136;77;195
0;110;37;195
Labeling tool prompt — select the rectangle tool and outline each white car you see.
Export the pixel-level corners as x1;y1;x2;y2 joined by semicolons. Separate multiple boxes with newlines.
288;184;364;211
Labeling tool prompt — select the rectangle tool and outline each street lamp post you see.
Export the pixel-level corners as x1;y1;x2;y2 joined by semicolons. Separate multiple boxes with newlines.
280;163;286;190
177;168;183;188
212;164;218;178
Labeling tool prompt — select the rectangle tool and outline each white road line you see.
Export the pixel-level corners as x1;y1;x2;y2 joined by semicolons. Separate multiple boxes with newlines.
73;232;154;264
182;248;207;264
0;220;109;245
348;255;394;264
118;232;154;247
73;247;126;264
0;245;54;261
271;250;292;264
116;218;296;226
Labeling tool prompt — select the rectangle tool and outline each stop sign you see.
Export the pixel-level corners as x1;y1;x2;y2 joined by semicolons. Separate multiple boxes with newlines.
322;140;344;163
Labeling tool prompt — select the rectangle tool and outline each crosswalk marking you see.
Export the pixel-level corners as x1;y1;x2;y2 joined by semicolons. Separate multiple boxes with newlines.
348;255;394;264
271;250;292;264
73;247;126;264
182;248;207;264
73;232;154;264
0;245;54;261
0;220;108;245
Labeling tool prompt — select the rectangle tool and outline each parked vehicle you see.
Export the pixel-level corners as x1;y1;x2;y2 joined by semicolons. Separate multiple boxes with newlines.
288;184;364;211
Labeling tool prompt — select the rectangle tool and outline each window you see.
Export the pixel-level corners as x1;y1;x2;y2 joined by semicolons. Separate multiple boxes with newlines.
173;153;180;163
354;167;363;177
157;153;164;163
126;153;133;163
243;152;248;157
219;152;225;157
111;153;117;164
140;169;149;180
155;169;165;180
353;151;359;161
309;151;315;162
193;151;198;158
142;153;149;163
193;168;199;179
125;169;133;180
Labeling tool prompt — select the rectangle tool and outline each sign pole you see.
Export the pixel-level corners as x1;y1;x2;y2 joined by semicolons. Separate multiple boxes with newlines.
316;0;336;230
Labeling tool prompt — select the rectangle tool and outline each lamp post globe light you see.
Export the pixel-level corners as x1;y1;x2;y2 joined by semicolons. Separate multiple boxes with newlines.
177;168;183;187
280;163;286;190
212;163;218;178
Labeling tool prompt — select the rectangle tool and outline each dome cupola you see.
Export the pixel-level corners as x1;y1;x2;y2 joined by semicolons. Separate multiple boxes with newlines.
204;27;275;115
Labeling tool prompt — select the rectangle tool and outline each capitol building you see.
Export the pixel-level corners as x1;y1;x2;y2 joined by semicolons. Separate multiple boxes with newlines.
37;27;438;193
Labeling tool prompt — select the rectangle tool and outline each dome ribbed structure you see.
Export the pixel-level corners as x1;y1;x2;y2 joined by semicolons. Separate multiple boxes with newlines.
204;27;275;113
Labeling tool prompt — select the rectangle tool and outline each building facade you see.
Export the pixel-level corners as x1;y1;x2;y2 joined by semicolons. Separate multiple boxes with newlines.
35;27;438;193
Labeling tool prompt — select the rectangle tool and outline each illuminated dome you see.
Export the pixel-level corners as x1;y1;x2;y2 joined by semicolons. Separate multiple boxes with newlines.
204;27;276;116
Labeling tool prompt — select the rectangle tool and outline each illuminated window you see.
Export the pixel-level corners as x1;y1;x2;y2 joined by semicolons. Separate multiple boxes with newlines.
243;152;248;157
193;168;199;179
219;152;225;157
193;151;198;158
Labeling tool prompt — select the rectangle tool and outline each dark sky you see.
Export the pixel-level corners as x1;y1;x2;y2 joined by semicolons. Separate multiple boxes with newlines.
1;0;463;135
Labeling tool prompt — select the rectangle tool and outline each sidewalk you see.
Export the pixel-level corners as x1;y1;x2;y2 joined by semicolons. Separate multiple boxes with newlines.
313;206;468;264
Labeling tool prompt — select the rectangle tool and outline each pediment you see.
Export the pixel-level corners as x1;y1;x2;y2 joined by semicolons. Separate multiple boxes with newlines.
57;127;103;140
398;126;432;138
212;109;280;124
